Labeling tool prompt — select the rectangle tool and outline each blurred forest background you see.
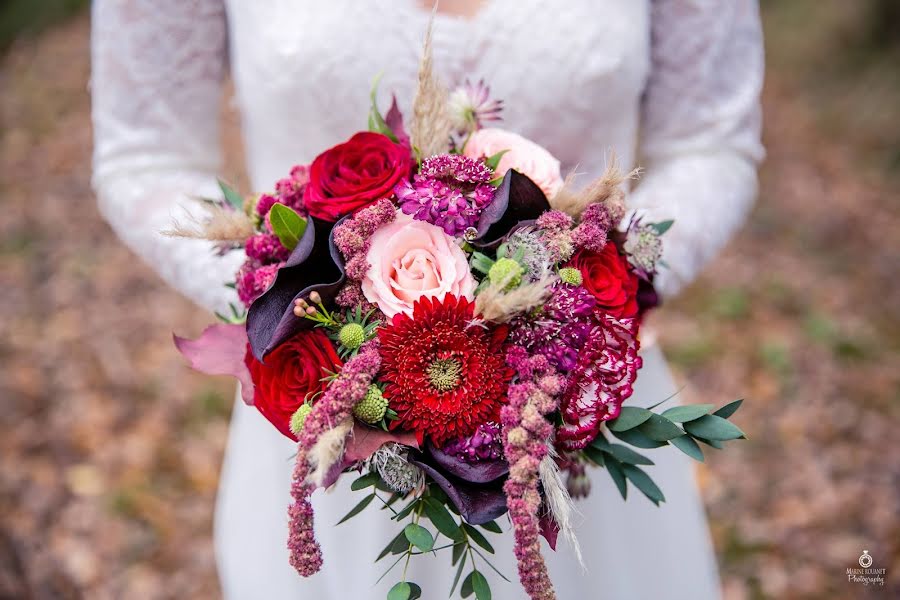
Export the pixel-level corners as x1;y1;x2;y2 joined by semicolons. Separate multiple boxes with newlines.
1;1;898;598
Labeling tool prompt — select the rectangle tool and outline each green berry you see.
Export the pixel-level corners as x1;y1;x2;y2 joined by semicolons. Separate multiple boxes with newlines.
290;403;313;436
353;385;388;424
488;257;523;290
558;267;583;286
338;322;366;350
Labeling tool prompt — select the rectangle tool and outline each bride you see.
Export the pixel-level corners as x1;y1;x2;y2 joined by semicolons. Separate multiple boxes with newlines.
91;1;763;598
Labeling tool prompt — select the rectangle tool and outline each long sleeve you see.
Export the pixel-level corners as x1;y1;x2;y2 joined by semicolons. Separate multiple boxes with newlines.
91;0;244;313
630;0;765;298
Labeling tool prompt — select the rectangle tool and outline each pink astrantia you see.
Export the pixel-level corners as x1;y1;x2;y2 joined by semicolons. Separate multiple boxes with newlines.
395;154;495;237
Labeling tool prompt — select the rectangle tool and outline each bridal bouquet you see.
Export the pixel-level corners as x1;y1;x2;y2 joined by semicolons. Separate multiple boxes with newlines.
172;28;745;600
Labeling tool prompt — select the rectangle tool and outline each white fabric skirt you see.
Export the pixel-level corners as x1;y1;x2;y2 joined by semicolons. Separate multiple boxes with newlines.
214;345;721;599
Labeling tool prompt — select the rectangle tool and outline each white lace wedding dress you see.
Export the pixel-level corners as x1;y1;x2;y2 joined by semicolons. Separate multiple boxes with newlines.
91;1;764;598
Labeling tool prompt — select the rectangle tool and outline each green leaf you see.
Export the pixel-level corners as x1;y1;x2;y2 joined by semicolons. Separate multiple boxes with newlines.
671;435;705;462
217;179;244;211
479;520;503;534
660;404;714;423
683;415;746;441
622;464;665;505
605;457;628;500
351;472;381;491
393;498;419;521
368;73;399;143
607;406;653;431
484;150;509;171
637;413;685;441
650;219;674;235
463;524;494;554
268;203;307;251
450;553;467;594
404;523;434;552
603;443;654;466
423;498;462;541
387;581;411;600
451;538;466;566
714;399;744;419
336;493;374;525
461;571;475;598
472;570;492;600
610;427;667;449
583;445;605;467
695;437;725;450
376;530;407;561
407;583;422;600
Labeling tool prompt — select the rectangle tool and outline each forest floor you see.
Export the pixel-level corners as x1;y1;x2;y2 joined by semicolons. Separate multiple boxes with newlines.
1;6;898;599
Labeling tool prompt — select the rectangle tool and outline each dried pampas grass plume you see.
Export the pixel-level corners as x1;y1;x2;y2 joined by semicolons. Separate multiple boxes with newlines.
539;444;585;570
164;203;255;244
474;275;555;323
410;6;452;158
550;154;640;219
306;417;354;488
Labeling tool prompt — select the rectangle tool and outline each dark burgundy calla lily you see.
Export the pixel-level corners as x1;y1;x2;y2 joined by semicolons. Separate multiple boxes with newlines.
409;458;508;525
246;217;345;360
475;169;551;248
425;440;509;484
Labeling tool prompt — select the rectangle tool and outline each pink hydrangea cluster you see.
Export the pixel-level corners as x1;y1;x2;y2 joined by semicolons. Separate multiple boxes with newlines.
236;261;282;306
535;210;575;263
287;340;382;577
570;201;625;253
331;199;396;308
257;165;310;218
395;154;495;237
501;349;563;600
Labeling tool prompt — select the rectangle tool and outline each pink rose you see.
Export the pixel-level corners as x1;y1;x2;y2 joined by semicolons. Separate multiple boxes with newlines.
361;211;476;318
463;128;564;198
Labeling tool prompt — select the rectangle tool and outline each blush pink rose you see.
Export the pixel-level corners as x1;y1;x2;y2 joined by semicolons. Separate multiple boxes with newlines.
463;128;564;198
361;211;476;318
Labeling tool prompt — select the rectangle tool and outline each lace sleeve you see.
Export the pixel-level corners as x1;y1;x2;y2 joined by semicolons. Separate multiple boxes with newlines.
91;0;244;314
630;0;765;298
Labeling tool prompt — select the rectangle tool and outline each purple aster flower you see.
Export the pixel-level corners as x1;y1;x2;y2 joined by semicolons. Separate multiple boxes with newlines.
395;154;496;237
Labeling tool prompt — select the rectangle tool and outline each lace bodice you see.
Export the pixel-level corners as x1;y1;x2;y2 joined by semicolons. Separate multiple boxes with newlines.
91;0;764;314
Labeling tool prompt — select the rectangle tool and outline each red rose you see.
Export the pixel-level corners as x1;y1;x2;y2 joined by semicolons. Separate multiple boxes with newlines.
304;132;412;221
244;329;342;440
570;244;640;318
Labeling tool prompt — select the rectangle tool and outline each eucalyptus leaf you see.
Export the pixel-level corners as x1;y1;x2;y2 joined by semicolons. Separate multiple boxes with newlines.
404;523;434;552
336;493;375;525
423;498;462;541
461;571;475;598
268;203;307;251
408;583;422;600
583;445;606;467
463;524;495;554
684;415;745;441
387;581;411;600
351;472;381;491
604;443;654;466
714;399;744;419
393;498;419;521
479;520;503;534
451;539;466;566
217;179;244;211
650;219;674;235
610;427;668;449
660;404;714;423
607;406;653;432
605;457;628;500
472;570;492;600
671;435;705;462
637;413;686;441
376;530;407;562
621;464;665;505
694;437;725;450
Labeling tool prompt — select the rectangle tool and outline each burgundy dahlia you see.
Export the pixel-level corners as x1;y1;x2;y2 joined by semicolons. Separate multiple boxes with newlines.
395;154;495;237
378;295;512;446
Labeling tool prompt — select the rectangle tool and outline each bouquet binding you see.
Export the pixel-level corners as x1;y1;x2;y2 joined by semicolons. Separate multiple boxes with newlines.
172;22;745;600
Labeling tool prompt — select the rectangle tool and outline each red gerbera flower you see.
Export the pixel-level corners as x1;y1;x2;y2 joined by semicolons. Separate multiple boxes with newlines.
379;295;512;446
